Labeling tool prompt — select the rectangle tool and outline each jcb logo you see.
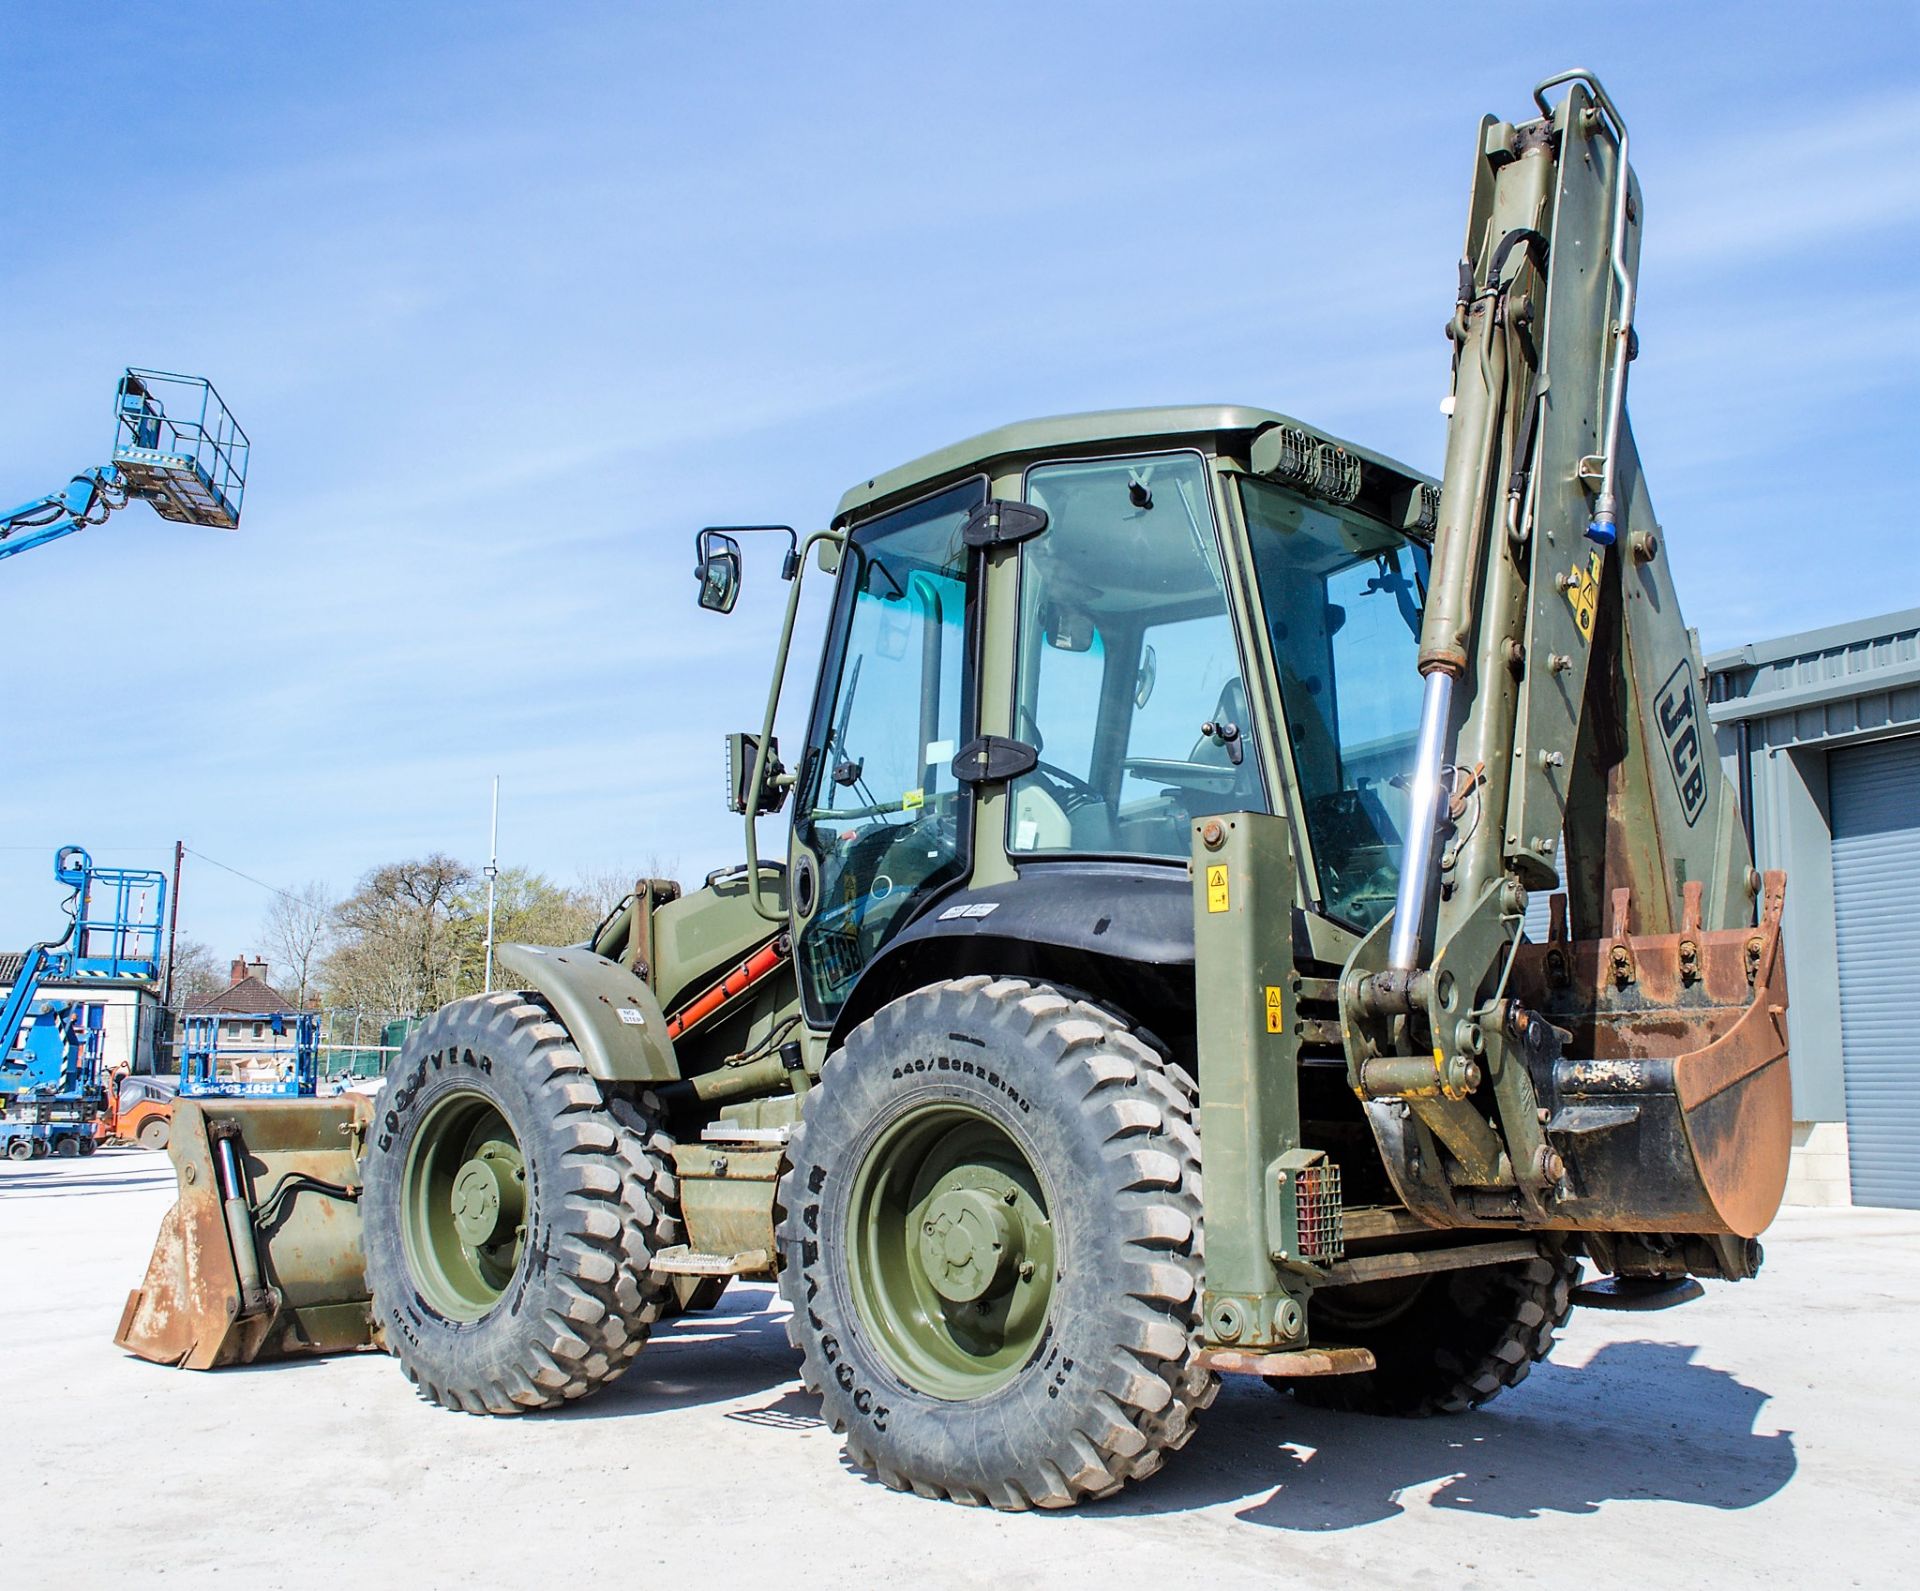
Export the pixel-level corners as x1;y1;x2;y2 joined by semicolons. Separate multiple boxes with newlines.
1656;662;1707;826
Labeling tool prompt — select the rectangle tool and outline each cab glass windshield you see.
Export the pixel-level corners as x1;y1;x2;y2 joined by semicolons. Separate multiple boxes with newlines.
1239;476;1429;931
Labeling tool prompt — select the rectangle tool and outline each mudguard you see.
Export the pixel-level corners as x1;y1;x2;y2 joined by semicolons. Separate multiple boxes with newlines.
495;942;678;1083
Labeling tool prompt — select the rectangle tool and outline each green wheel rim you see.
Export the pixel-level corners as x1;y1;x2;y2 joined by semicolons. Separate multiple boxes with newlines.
845;1102;1056;1401
400;1089;529;1321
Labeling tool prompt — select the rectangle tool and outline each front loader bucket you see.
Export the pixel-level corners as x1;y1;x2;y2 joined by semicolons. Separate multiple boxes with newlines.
115;1096;377;1369
1511;871;1792;1239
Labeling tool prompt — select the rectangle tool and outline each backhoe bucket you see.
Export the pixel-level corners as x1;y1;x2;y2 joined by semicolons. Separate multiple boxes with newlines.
1511;871;1793;1239
115;1096;377;1369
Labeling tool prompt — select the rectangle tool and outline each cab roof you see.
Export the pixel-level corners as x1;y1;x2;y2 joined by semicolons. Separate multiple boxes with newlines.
833;404;1433;523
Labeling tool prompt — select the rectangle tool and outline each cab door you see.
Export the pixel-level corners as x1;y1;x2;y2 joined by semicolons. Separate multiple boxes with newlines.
789;479;986;1027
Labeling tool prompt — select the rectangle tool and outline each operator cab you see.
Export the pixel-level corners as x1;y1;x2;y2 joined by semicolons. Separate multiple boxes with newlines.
703;406;1437;1029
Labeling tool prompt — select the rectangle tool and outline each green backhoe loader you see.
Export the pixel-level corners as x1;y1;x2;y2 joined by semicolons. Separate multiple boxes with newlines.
120;70;1791;1509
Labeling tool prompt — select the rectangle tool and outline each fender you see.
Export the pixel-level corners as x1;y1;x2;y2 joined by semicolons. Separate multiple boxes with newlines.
832;862;1196;1046
494;943;678;1083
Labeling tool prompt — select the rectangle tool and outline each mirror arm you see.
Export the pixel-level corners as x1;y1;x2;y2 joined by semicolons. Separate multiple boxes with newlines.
706;524;800;579
743;526;847;923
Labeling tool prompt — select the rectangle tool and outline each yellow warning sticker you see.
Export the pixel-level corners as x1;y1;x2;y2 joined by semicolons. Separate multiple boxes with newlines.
1205;864;1230;913
1564;549;1603;642
1265;985;1285;1034
902;788;925;812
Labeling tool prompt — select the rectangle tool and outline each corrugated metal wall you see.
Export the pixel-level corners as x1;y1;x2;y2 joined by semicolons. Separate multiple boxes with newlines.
1829;733;1920;1208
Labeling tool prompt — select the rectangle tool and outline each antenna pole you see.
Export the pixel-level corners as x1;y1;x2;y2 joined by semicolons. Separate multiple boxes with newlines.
483;777;500;993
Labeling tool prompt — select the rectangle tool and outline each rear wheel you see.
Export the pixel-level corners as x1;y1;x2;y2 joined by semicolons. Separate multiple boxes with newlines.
362;993;681;1413
137;1118;170;1152
78;1134;97;1156
6;1138;30;1162
778;977;1214;1509
1283;1248;1579;1416
54;1135;79;1157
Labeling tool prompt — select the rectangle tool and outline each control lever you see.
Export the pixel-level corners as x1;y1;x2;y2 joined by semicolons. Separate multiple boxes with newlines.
1201;720;1244;767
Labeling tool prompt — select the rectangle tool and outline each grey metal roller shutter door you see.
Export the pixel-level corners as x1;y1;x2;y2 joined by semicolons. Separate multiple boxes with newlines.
1830;733;1920;1209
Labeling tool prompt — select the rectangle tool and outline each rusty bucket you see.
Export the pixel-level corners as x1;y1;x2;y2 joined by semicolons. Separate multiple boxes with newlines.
115;1096;378;1369
1512;871;1792;1239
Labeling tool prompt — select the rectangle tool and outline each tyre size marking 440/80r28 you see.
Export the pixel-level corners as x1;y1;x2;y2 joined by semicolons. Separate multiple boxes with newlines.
888;1052;1031;1114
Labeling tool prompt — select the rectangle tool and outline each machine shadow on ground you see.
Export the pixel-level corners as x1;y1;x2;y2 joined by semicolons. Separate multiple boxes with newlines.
554;1283;806;1420
1091;1340;1797;1530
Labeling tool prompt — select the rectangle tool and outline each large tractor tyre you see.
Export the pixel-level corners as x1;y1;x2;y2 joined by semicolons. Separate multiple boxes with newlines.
777;976;1215;1510
137;1118;170;1152
1283;1248;1580;1417
361;992;682;1414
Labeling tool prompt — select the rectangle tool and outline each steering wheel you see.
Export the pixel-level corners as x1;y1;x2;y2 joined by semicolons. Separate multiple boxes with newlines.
1029;759;1105;813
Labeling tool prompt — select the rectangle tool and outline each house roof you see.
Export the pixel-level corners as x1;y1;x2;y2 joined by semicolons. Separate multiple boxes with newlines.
183;973;297;1015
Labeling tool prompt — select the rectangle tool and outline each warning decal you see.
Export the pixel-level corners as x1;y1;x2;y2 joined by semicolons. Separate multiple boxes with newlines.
1265;985;1284;1034
1205;865;1230;913
1564;549;1603;642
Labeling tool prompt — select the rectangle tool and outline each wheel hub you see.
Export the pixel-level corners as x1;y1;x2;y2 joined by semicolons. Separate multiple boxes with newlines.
450;1144;524;1246
917;1185;1018;1304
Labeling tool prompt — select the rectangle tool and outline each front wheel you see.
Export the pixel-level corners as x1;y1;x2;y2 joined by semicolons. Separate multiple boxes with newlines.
361;993;681;1414
5;1138;30;1162
778;977;1214;1509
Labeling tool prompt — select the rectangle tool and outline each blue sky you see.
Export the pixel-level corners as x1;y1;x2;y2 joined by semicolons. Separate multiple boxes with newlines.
3;2;1916;963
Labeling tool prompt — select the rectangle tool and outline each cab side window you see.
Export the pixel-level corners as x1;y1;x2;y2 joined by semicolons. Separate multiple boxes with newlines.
1010;454;1263;859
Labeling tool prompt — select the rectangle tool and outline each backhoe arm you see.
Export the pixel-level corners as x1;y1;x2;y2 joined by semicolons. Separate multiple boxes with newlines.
1340;73;1791;1253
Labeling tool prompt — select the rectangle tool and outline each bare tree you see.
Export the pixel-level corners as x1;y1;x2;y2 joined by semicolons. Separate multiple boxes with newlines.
166;936;225;1008
577;854;682;920
323;854;472;1015
260;880;331;1009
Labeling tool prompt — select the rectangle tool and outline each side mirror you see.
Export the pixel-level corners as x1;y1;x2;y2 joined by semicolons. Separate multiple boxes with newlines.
725;731;788;816
1134;643;1158;708
695;530;743;613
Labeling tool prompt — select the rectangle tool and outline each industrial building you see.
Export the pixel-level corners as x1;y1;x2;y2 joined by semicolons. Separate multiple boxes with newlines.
1709;606;1920;1210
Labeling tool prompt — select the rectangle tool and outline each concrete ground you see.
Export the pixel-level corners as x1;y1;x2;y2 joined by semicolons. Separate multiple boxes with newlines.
8;1149;1914;1589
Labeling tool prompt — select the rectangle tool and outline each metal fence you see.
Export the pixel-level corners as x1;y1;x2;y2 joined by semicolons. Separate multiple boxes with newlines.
313;1008;424;1081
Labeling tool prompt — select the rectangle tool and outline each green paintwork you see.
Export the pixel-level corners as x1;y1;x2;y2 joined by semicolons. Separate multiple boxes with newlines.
844;1102;1054;1400
648;870;788;1012
400;1090;526;1321
493;942;677;1082
1191;812;1312;1351
671;1142;782;1267
833;404;1427;525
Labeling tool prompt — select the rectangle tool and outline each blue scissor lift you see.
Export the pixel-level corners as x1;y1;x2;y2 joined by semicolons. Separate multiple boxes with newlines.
0;369;247;561
1;847;168;1159
180;1011;319;1099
